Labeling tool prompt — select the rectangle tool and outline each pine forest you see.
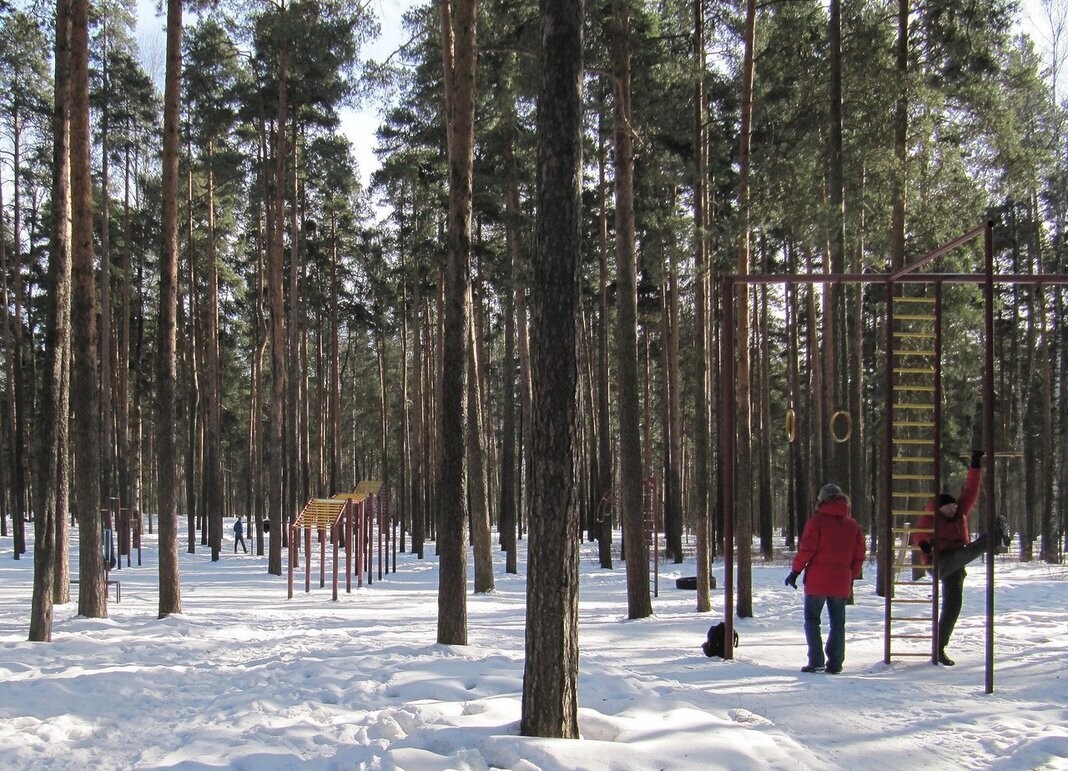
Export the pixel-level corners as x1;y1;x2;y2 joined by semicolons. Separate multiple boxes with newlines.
2;0;1068;736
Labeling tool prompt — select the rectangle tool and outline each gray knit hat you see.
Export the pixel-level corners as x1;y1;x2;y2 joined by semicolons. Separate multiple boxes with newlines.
817;483;845;503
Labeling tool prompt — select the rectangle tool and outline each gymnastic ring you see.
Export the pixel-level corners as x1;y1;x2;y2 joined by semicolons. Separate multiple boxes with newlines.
830;410;852;443
785;408;797;443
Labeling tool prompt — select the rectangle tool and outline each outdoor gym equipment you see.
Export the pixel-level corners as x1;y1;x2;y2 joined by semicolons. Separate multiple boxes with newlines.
719;222;1068;695
287;481;395;600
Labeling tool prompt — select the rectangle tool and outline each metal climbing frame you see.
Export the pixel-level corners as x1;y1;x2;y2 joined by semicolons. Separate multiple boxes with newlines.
884;283;942;664
288;497;352;600
718;222;1068;695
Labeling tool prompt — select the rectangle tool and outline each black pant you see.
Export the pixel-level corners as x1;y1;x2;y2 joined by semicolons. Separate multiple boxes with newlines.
937;534;989;579
235;535;247;553
938;567;966;650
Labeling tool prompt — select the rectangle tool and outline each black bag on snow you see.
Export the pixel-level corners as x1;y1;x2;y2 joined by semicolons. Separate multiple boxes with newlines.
701;621;739;658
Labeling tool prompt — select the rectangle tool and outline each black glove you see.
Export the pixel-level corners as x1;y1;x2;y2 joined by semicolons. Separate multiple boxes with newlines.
919;540;932;555
970;450;984;469
785;571;799;589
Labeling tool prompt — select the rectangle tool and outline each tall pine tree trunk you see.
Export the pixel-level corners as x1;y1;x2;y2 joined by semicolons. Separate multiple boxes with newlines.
436;0;477;645
522;0;583;737
71;0;105;619
205;155;223;560
879;0;910;597
596;97;613;570
410;256;425;559
267;50;289;577
611;0;651;620
157;0;183;617
734;0;758;619
827;0;849;485
468;315;493;593
500;111;520;574
692;0;711;611
31;0;74;640
663;235;683;564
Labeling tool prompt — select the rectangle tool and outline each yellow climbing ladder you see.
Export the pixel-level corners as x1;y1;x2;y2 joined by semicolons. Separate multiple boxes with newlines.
885;287;940;664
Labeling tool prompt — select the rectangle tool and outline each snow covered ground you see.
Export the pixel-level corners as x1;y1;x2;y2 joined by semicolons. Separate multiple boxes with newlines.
1;524;1066;770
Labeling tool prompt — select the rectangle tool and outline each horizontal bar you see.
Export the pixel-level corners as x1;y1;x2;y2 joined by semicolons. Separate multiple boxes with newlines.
723;269;1068;285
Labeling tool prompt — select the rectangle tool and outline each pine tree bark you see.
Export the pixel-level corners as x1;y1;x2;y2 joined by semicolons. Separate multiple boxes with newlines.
500;117;520;574
0;156;28;561
596;98;613;570
468;315;493;593
757;241;773;559
31;0;74;641
611;0;652;620
71;0;105;618
267;50;289;577
879;0;910;597
410;257;425;558
99;24;114;505
3;80;30;560
157;0;183;617
734;0;757;618
663;224;683;564
204;154;223;560
826;0;849;485
692;0;710;611
329;213;341;495
522;0;583;738
436;0;477;645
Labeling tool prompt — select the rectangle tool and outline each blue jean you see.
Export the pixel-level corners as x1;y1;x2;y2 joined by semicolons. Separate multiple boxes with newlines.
804;594;847;670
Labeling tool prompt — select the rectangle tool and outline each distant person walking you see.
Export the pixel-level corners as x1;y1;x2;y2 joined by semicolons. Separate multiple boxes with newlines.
234;516;247;554
785;483;866;674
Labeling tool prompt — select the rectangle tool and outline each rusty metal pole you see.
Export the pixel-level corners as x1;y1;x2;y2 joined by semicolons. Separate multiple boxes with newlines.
722;277;736;659
357;501;365;588
305;524;312;593
983;221;996;695
884;284;894;665
320;525;326;589
333;520;340;601
288;524;294;599
932;281;943;665
346;500;353;593
391;489;397;573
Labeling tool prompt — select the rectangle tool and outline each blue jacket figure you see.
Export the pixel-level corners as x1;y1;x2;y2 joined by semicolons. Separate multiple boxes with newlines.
234;517;247;553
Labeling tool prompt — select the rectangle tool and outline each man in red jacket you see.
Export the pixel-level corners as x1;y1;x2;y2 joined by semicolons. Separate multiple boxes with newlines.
912;450;1008;666
786;484;866;674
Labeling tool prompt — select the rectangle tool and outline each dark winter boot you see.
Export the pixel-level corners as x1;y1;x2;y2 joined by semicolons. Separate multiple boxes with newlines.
938;649;955;666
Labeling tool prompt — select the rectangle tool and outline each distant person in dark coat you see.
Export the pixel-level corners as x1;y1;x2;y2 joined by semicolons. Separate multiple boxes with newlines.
785;483;866;674
234;516;247;554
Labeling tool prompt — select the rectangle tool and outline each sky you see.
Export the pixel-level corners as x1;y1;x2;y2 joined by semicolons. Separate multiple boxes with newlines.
1;520;1066;769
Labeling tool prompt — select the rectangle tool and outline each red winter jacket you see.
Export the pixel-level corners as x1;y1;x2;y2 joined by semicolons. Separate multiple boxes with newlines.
791;497;866;598
913;466;982;567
